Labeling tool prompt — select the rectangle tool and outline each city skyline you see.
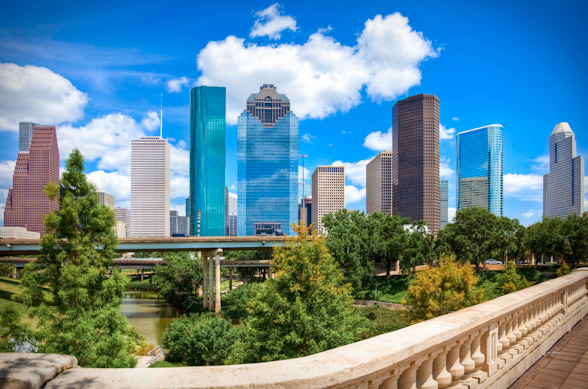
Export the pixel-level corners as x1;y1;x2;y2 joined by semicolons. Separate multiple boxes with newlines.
1;1;587;227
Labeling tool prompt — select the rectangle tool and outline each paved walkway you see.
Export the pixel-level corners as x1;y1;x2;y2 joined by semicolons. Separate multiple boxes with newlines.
510;315;588;388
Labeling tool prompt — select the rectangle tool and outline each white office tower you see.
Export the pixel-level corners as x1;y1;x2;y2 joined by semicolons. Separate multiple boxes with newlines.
543;123;584;218
19;122;35;152
131;137;170;237
312;166;345;232
366;151;393;215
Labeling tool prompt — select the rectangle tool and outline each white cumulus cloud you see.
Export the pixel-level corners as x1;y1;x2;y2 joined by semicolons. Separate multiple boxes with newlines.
332;158;371;187
345;185;366;206
250;3;298;40
363;127;392;151
301;133;316;144
0;63;88;132
440;156;455;178
0;189;7;226
86;170;131;206
504;173;543;202
448;207;456;223
166;77;190;93
0;160;16;188
298;165;310;182
440;124;455;141
197;12;438;125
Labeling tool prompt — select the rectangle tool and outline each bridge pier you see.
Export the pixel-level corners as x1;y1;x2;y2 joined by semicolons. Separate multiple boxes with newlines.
140;269;144;282
228;267;233;290
201;253;208;310
208;253;214;310
215;250;222;313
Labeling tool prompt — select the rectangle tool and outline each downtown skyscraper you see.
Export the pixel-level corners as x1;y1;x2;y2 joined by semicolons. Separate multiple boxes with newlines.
4;124;59;234
237;84;298;236
366;150;393;215
456;125;504;216
543;122;584;218
311;166;345;232
439;179;449;229
392;94;440;233
130;137;170;237
189;86;226;236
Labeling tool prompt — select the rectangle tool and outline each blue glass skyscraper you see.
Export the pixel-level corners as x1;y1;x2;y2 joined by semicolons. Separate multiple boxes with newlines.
189;86;226;236
237;84;298;236
456;124;503;216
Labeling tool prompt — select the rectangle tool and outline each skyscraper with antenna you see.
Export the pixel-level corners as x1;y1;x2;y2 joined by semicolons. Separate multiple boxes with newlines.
129;94;170;237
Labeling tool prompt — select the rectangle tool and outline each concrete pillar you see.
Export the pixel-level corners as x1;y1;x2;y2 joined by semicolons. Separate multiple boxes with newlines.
15;267;21;279
13;266;17;279
268;266;273;279
140;269;144;282
395;260;400;273
208;255;214;310
215;250;221;314
202;255;208;310
229;268;233;290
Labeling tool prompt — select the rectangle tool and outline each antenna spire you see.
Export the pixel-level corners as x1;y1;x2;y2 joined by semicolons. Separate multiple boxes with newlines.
160;93;163;138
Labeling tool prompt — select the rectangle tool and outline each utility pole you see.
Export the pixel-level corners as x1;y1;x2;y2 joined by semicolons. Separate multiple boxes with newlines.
299;154;308;226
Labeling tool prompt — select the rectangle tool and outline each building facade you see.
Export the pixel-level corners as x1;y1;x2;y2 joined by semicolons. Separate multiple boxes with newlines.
543;122;584;218
392;94;440;232
237;84;298;236
189;86;226;237
0;226;41;239
298;198;312;227
130;137;170;237
225;187;237;236
456;125;503;216
19;122;35;152
366;150;393;215
115;207;131;237
97;191;115;209
312;166;345;232
4;124;59;234
170;210;189;236
439;179;449;229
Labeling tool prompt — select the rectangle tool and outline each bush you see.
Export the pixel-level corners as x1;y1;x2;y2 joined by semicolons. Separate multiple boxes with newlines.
162;313;237;366
359;305;410;337
557;261;571;277
404;257;484;324
0;264;15;278
222;282;262;322
495;261;530;296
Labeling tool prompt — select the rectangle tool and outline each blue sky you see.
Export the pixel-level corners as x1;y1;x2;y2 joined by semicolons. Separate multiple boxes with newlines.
1;0;587;226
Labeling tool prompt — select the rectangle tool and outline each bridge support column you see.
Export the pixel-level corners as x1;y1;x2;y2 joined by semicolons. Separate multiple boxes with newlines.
229;268;233;290
13;266;17;279
395;260;400;274
140;269;144;282
268;266;272;279
215;250;222;313
202;255;208;310
208;254;214;310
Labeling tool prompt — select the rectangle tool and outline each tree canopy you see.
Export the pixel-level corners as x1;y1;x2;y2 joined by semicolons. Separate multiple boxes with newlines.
152;251;203;311
18;149;139;368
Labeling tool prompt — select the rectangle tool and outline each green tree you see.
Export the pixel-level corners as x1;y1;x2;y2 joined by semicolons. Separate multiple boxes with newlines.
18;149;139;368
152;251;203;312
404;257;484;323
400;221;437;272
557;260;571;277
222;282;262;322
438;207;499;270
526;217;565;262
368;212;410;275
494;261;530;295
236;224;365;363
162;313;237;365
561;213;588;266
323;210;373;290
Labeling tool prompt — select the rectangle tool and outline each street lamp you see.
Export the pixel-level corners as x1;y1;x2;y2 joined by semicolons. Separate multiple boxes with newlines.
299;154;308;226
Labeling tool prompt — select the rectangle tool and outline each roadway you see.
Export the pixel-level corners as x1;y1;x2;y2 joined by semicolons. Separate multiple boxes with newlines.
0;236;286;256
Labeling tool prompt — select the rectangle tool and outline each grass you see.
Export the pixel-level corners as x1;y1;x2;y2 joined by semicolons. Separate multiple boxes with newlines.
355;275;413;304
148;360;186;368
358;305;410;337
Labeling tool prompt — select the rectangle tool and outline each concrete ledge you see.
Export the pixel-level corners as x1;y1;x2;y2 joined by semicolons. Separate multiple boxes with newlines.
0;353;77;389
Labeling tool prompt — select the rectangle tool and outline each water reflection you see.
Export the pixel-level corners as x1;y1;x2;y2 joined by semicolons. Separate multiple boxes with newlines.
120;290;179;346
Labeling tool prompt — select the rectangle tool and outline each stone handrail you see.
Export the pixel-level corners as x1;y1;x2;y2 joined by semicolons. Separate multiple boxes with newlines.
3;268;588;388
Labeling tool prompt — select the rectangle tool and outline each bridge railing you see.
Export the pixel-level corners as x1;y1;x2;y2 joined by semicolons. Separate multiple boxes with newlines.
20;269;588;388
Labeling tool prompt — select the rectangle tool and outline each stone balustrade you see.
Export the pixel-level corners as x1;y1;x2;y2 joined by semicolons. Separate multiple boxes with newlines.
2;268;587;389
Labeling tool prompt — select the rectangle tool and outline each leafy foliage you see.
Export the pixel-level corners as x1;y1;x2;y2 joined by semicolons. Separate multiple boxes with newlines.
162;313;237;366
152;252;202;311
494;261;530;295
0;264;15;278
222;282;263;322
404;257;484;323
18;149;139;368
359;305;410;337
234;224;365;363
557;260;571;277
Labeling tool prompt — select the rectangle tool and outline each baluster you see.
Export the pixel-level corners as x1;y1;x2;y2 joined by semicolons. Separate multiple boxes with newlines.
519;309;529;337
416;356;438;389
525;305;534;334
506;316;516;345
433;348;452;388
471;333;485;368
512;314;522;341
381;373;400;389
446;342;465;387
498;320;509;350
398;365;418;389
460;338;475;374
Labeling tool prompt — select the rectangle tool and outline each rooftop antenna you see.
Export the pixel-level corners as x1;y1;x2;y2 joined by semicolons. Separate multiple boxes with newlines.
160;93;163;138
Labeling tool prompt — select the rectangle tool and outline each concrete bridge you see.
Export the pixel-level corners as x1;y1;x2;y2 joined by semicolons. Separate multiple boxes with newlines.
2;268;587;388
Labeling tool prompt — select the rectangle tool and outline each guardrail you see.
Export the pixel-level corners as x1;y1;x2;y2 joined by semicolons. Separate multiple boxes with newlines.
146;345;164;366
5;268;588;388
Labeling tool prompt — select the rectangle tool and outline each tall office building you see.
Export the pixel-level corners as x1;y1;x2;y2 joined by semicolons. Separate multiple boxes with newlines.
543;123;584;218
237;84;298;236
97;191;115;209
439;179;449;228
170;210;189;236
115;207;131;237
225;187;237;236
189;86;226;237
19;122;35;152
392;94;440;232
312;166;345;232
130;137;170;237
366;150;393;215
4;125;59;234
456;125;503;216
298;198;312;227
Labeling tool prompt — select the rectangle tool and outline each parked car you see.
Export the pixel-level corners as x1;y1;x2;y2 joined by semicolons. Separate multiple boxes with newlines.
485;259;502;265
